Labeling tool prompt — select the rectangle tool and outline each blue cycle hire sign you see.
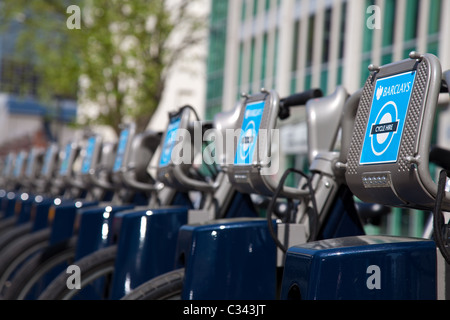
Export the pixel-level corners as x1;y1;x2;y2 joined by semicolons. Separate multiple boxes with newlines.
60;143;72;175
81;137;96;174
42;148;53;176
360;70;416;165
26;150;35;177
234;100;265;165
159;116;181;167
113;128;129;172
13;152;24;177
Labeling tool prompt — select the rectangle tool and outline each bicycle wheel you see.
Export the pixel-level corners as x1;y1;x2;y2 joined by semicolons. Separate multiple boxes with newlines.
0;228;50;295
2;236;77;300
38;245;117;300
0;222;32;254
120;268;184;300
0;216;16;234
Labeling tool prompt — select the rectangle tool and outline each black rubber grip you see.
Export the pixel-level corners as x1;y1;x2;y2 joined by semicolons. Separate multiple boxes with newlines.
429;145;450;171
281;88;323;108
442;70;450;93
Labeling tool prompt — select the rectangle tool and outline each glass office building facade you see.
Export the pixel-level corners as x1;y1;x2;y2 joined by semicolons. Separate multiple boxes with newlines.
206;0;449;110
205;1;230;120
204;0;450;237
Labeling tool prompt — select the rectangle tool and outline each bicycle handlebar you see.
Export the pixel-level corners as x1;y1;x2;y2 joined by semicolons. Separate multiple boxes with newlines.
429;145;450;172
279;88;323;119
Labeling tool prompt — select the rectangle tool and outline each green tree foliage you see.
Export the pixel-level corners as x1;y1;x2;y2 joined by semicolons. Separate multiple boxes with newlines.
0;0;206;135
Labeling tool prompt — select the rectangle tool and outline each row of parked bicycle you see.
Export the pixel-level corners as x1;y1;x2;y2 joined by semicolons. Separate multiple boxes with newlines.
0;52;449;300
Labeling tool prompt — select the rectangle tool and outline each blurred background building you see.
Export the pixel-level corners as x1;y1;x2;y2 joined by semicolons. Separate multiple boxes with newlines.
0;14;77;152
205;0;449;116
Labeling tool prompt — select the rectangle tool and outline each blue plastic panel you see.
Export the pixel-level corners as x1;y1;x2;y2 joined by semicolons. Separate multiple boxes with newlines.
281;235;436;300
110;206;189;299
75;204;135;260
177;218;277;300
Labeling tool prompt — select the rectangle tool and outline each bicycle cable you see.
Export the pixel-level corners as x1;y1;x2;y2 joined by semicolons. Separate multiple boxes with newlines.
266;168;319;254
178;104;220;182
433;169;450;264
180;104;200;121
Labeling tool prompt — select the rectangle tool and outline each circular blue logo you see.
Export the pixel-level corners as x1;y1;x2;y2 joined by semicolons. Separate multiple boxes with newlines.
370;101;399;156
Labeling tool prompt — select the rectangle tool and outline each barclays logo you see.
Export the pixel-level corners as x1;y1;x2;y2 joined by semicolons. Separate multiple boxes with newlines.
376;82;412;100
245;109;263;119
376;86;383;100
